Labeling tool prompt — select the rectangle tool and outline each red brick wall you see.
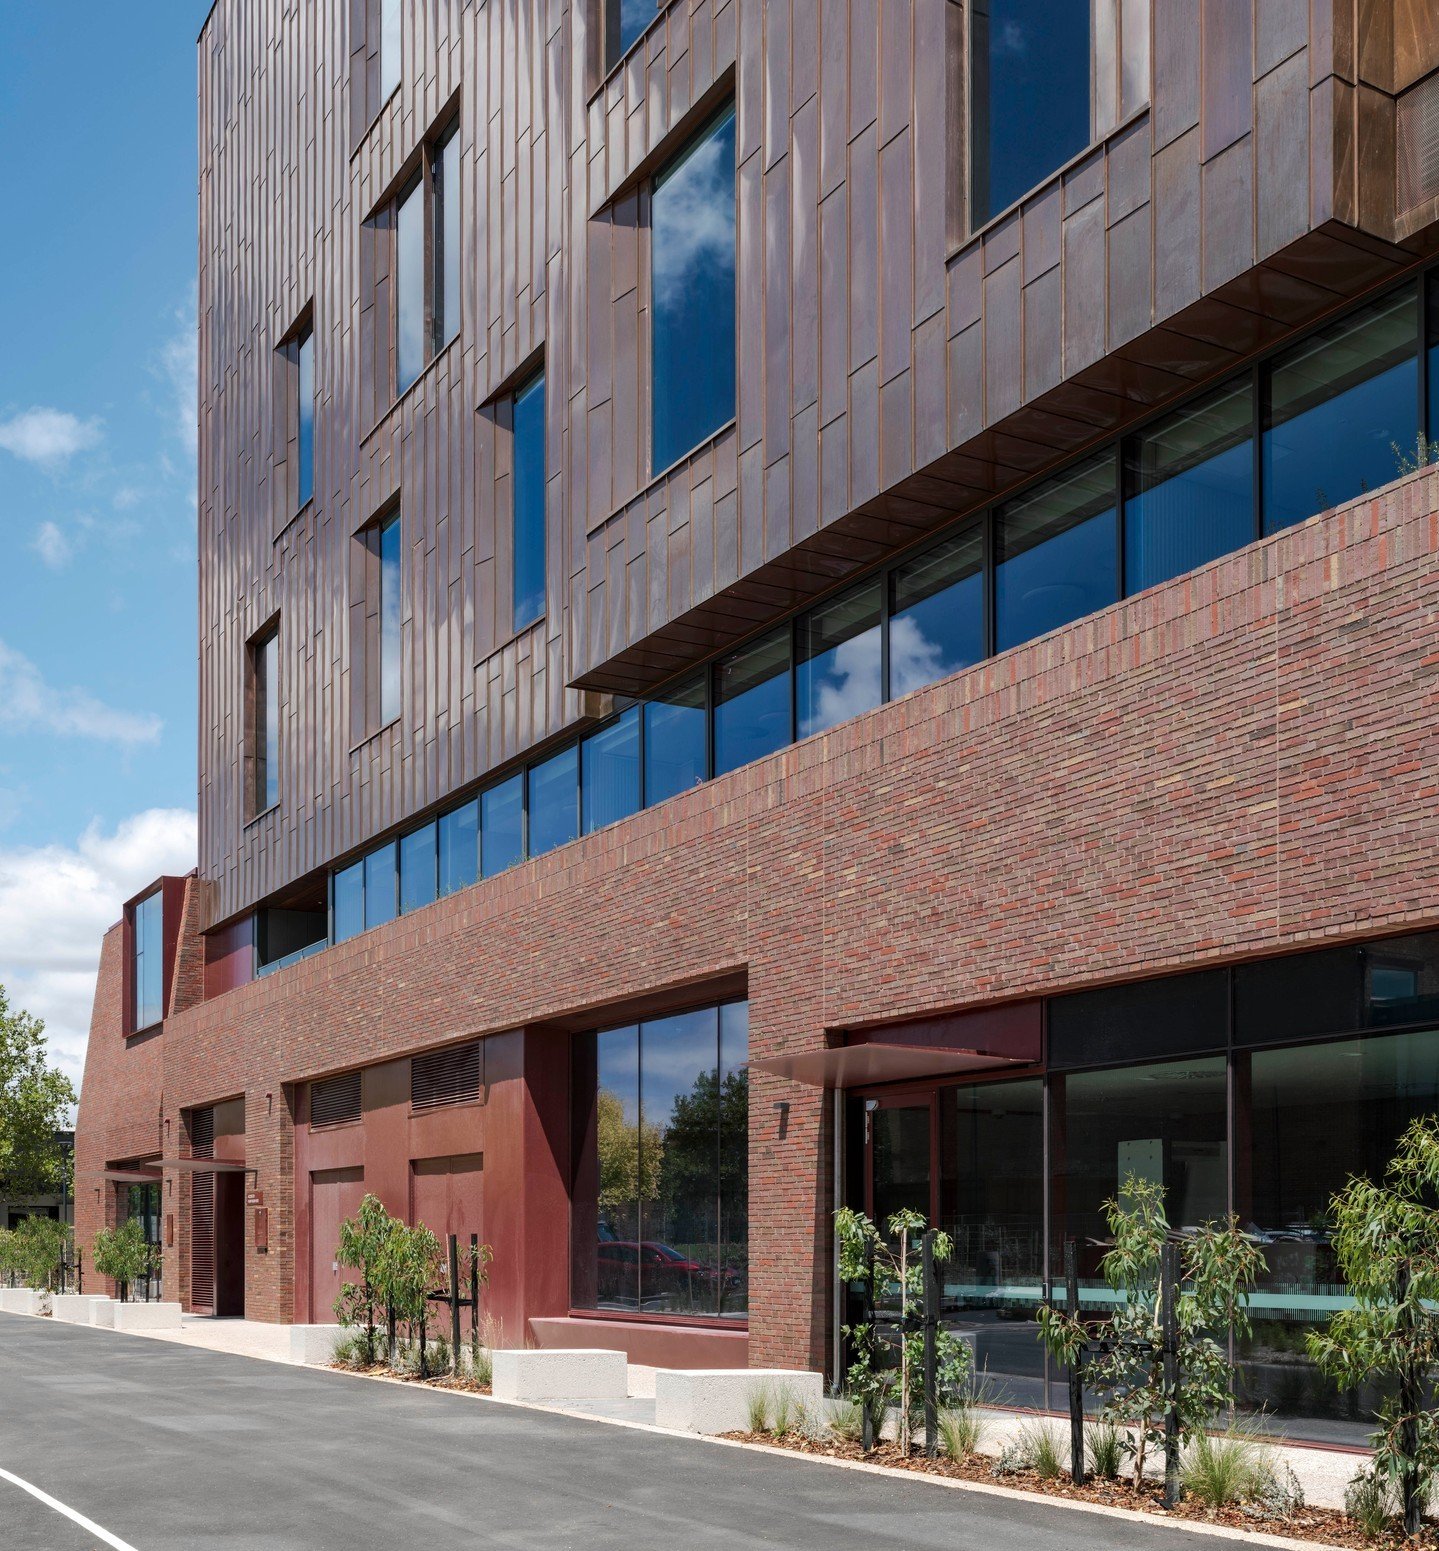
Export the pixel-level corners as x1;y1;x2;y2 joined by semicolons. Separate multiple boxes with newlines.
80;472;1439;1357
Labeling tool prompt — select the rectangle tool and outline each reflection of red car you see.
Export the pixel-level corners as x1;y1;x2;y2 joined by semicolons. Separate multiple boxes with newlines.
596;1240;722;1304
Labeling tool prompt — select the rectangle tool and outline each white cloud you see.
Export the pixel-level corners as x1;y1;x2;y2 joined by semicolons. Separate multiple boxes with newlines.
156;295;198;454
112;486;143;511
0;407;104;467
31;520;75;569
651;133;736;311
0;809;196;1089
0;639;162;746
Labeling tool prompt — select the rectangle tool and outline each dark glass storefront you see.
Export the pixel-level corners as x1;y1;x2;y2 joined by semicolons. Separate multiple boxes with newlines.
854;930;1439;1443
125;1181;162;1302
571;1000;748;1324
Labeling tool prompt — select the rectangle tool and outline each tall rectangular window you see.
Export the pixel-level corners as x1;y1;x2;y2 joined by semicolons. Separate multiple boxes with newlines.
970;0;1091;226
249;626;280;816
713;628;791;777
132;889;164;1031
481;773;525;878
333;861;364;944
296;326;314;509
527;745;579;859
604;0;654;72
995;452;1117;653
889;524;985;697
1124;377;1254;595
364;841;397;930
582;706;640;834
1262;285;1418;535
395;176;425;395
438;799;478;897
434;129;461;348
512;372;547;630
796;579;882;739
377;510;402;726
379;0;400;101
399;821;437;914
651;103;736;472
643;674;707;806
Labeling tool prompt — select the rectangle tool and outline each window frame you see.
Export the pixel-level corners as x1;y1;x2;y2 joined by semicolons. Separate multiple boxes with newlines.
129;888;166;1035
246;619;281;821
510;368;547;633
392;118;461;401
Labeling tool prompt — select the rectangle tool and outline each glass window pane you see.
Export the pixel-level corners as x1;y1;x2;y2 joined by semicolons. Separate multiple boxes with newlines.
718;1003;748;1320
395;177;425;394
938;1079;1045;1408
1427;272;1439;447
379;0;400;100
1125;376;1254;594
1236;1029;1439;1441
713;627;791;777
1263;284;1418;535
796;579;882;739
995;452;1117;652
606;0;653;69
435;131;460;347
643;674;706;805
1365;931;1439;1028
333;861;364;943
378;512;401;725
971;0;1092;226
1051;1056;1227;1305
641;1007;720;1316
595;1024;641;1311
582;707;640;834
363;841;397;930
438;799;478;897
399;821;437;914
889;524;985;696
134;890;164;1030
261;632;279;811
297;330;314;509
481;773;524;878
527;745;578;859
512;373;546;629
652;105;736;471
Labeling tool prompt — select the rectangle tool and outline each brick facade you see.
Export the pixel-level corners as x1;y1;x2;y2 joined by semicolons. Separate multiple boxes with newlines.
80;471;1439;1360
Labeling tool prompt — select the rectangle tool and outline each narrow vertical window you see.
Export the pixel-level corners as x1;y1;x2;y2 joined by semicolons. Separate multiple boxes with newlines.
512;372;547;630
395;176;425;395
604;0;654;71
379;0;400;101
377;511;402;726
296;326;314;509
132;890;165;1031
651;104;736;472
250;625;280;815
970;0;1091;228
434;129;461;349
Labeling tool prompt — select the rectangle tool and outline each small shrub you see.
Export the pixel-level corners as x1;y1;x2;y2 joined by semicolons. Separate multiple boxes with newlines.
746;1382;773;1434
770;1384;798;1438
1393;435;1439;479
827;1395;864;1443
1345;1468;1396;1540
998;1421;1065;1481
1182;1431;1270;1508
428;1334;451;1376
1251;1460;1305;1520
1086;1420;1125;1481
469;1344;493;1387
937;1405;984;1460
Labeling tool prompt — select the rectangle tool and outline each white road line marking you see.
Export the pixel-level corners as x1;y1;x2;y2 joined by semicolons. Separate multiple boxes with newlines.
0;1465;140;1551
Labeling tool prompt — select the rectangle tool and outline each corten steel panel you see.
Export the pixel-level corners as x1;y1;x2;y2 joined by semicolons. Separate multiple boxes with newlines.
196;0;1427;931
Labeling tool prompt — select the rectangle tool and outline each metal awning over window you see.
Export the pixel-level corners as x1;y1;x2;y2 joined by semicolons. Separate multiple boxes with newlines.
89;1166;163;1184
753;1044;1027;1088
160;1158;248;1174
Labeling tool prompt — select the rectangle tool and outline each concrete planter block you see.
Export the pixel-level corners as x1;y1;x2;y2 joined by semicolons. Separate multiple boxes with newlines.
111;1301;183;1331
90;1298;116;1328
491;1347;629;1402
654;1368;825;1435
0;1288;50;1316
287;1324;344;1365
52;1295;110;1325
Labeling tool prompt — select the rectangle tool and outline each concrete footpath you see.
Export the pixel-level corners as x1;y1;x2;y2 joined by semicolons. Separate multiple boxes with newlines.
0;1312;1261;1551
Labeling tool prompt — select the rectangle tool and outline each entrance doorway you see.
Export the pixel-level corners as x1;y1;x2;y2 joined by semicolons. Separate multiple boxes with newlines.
309;1166;365;1324
860;1078;1047;1409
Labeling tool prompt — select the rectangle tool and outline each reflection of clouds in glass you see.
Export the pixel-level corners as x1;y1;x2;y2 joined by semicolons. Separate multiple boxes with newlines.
653;136;735;311
888;613;949;698
998;20;1028;54
800;628;881;738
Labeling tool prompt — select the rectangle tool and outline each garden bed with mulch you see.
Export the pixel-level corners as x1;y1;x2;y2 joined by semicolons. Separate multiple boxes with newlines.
330;1358;491;1396
719;1431;1437;1550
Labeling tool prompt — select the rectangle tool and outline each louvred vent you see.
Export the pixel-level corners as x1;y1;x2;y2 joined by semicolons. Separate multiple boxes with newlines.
411;1041;482;1110
310;1070;362;1128
1398;70;1439;213
189;1107;214;1314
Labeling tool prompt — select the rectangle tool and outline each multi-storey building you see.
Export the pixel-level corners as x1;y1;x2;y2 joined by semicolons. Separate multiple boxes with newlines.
76;0;1439;1439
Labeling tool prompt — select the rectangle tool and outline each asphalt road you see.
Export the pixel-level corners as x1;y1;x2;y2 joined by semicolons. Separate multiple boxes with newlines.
0;1313;1245;1550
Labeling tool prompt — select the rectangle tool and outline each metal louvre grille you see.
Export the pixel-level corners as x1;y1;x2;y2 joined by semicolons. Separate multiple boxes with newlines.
189;1107;215;1314
410;1041;482;1110
1398;70;1439;213
310;1070;362;1128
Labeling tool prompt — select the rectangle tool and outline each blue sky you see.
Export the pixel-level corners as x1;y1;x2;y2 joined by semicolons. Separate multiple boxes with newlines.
0;5;213;1086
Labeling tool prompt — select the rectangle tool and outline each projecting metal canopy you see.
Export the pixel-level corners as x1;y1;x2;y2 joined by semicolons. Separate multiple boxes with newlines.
752;1044;1027;1088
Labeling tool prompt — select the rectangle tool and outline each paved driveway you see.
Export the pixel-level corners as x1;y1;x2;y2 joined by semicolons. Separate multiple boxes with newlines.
0;1314;1246;1550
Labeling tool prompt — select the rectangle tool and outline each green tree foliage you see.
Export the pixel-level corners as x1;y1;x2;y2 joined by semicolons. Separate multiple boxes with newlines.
93;1219;152;1302
334;1193;402;1354
596;1088;663;1208
655;1066;747;1217
379;1220;446;1376
0;984;75;1200
0;1226;19;1285
11;1215;70;1293
1307;1115;1439;1537
1038;1174;1265;1487
836;1206;970;1456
